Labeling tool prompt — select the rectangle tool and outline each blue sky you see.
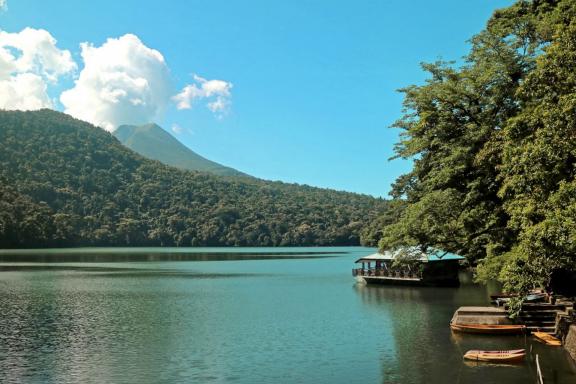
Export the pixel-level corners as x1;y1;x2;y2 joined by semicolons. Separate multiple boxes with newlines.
1;0;513;197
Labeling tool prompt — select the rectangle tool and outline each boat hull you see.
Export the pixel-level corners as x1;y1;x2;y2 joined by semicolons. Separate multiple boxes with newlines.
490;293;517;301
466;349;525;355
361;276;424;286
464;350;525;363
533;332;561;346
450;322;526;334
361;276;459;287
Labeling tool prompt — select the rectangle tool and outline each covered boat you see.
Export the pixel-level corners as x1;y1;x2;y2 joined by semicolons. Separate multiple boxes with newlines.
449;306;526;334
352;247;464;287
450;323;527;334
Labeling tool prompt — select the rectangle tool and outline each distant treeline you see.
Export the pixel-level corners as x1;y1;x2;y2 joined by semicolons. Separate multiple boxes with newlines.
367;0;576;295
0;109;389;248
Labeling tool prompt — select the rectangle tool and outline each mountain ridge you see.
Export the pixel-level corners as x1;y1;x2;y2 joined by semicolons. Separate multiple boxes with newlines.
114;123;247;177
0;109;389;248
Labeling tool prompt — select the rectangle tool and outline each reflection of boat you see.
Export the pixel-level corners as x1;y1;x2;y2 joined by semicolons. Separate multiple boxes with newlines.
463;360;524;369
450;323;526;334
533;332;561;346
464;349;525;363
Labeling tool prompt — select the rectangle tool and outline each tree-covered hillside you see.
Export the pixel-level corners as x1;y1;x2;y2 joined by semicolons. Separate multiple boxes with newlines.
374;0;576;295
0;109;388;248
114;123;247;177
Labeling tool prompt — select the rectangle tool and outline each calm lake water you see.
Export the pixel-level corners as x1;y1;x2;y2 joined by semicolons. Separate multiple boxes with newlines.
0;247;574;384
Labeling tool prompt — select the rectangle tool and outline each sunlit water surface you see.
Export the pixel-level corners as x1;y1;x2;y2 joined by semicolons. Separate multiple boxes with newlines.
0;247;574;384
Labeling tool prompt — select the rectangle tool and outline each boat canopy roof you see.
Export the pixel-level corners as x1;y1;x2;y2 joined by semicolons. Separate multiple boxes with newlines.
355;247;465;263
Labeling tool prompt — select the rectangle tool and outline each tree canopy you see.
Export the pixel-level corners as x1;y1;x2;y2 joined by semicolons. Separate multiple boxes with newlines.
0;109;389;248
376;0;576;294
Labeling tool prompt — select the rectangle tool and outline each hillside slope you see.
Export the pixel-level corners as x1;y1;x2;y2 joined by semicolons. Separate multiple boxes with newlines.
0;109;388;248
114;123;247;177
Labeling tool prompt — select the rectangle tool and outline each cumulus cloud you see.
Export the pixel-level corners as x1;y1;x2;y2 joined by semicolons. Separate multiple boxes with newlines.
173;74;232;117
60;34;171;131
0;27;76;110
0;28;232;127
0;73;51;109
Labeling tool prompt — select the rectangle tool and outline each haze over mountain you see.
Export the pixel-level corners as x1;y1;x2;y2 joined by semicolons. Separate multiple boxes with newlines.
114;123;247;177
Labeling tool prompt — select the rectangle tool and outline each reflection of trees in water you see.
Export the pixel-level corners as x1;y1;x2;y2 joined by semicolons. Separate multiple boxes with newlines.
453;272;500;307
0;251;337;263
354;274;494;384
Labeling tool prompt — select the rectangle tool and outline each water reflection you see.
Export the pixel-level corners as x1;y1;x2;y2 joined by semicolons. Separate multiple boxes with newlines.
1;248;364;384
355;283;462;383
0;249;574;384
0;265;269;279
0;265;234;383
0;247;346;263
354;273;576;384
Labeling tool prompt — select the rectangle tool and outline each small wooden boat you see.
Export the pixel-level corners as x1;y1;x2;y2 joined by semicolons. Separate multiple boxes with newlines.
490;293;517;301
450;322;527;334
464;349;526;363
525;293;547;302
465;349;525;355
494;297;512;307
533;332;561;346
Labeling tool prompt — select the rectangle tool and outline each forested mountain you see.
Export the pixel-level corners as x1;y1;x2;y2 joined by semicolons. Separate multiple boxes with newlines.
0;109;388;248
114;123;247;177
372;0;576;296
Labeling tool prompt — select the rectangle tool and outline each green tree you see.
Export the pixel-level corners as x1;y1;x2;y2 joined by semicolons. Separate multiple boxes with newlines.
478;19;576;292
0;108;392;248
380;0;576;295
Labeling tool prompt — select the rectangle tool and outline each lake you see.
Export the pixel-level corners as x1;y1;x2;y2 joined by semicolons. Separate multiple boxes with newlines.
0;247;574;384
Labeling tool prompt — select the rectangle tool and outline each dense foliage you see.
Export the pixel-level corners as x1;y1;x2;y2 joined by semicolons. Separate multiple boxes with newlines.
377;0;576;294
0;109;388;248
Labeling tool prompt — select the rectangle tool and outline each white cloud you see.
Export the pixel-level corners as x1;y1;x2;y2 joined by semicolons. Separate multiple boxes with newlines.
0;27;76;110
0;73;51;109
60;34;171;132
0;0;6;12
171;123;183;134
173;74;232;117
0;28;233;126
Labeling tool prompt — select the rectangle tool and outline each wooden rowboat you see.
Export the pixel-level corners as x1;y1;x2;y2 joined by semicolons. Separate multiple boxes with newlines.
466;349;525;355
525;293;547;302
450;322;526;334
490;293;517;301
464;349;526;363
533;332;561;346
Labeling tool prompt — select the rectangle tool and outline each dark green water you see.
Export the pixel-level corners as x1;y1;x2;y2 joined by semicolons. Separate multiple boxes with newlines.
0;247;574;384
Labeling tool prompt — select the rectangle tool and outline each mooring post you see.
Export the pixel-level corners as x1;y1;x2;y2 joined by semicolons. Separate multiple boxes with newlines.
536;354;544;384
